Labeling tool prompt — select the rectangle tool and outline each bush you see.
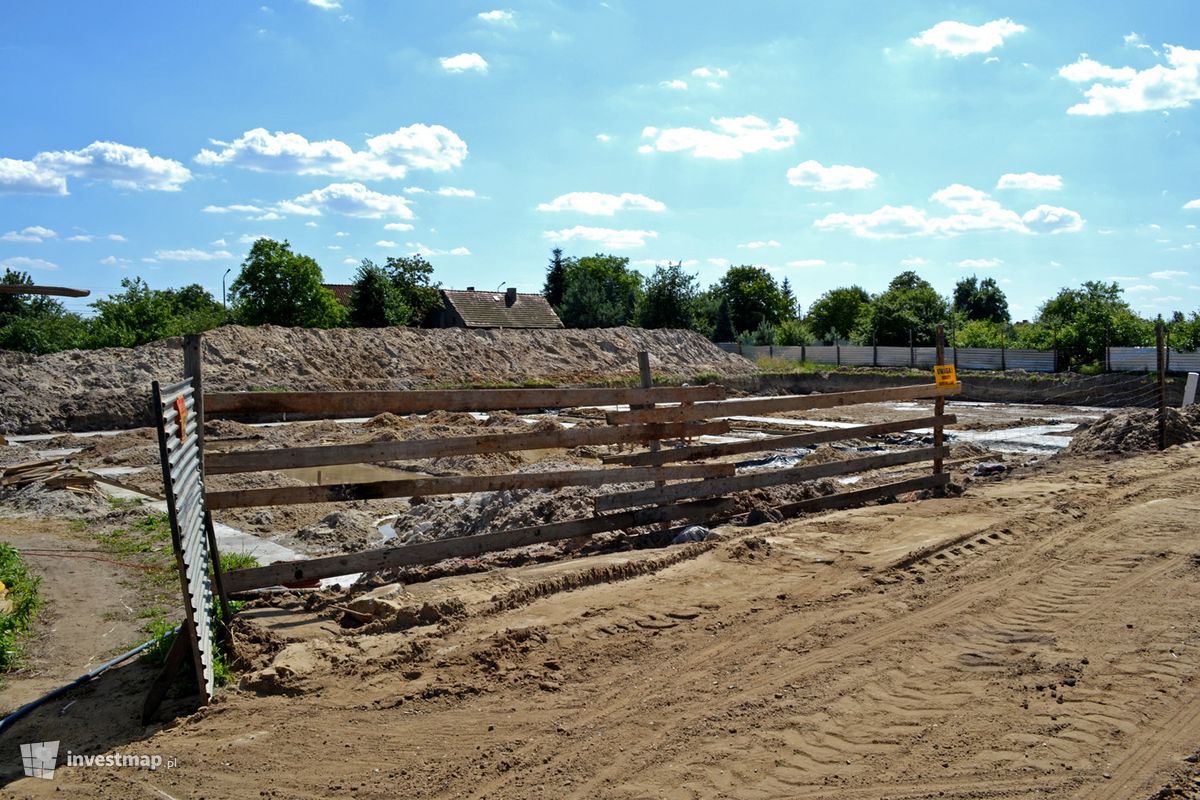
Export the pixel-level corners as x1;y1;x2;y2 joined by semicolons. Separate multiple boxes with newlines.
0;544;42;674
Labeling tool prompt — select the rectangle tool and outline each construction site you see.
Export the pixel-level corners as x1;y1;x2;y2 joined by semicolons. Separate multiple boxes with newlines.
0;323;1198;799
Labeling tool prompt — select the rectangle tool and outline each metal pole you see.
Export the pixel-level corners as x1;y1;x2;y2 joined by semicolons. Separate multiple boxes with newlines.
222;268;231;310
1157;320;1167;451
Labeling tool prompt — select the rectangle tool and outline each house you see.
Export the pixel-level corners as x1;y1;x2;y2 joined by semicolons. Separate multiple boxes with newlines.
322;284;354;308
435;286;563;329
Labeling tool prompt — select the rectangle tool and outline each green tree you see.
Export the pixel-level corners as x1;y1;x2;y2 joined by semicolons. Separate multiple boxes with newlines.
1025;281;1152;367
0;272;89;354
349;260;409;327
382;254;442;326
1169;310;1200;351
87;278;225;348
854;271;949;346
952;318;1006;348
543;248;566;308
715;265;791;335
953;275;1010;323
559;254;643;328
713;296;735;342
780;277;797;319
636;262;700;329
806;285;869;343
229;238;346;328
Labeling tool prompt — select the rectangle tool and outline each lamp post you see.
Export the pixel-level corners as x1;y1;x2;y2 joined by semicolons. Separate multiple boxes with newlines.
222;268;231;310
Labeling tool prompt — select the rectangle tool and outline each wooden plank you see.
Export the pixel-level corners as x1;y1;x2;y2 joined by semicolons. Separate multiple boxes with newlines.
0;284;89;298
223;496;740;593
207;462;737;509
604;383;961;425
934;325;946;487
602;415;956;467
206;420;731;475
593;446;947;512
206;385;727;418
774;472;951;517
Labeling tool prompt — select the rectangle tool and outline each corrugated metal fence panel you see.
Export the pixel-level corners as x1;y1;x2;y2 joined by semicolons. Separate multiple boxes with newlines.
153;379;216;703
1109;347;1157;371
956;348;1004;370
1169;351;1200;372
716;342;739;353
806;345;839;363
741;345;769;361
773;345;805;360
913;347;939;367
840;346;875;365
1006;350;1056;372
875;346;911;367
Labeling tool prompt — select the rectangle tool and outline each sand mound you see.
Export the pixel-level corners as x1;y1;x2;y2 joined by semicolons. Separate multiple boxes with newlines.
1063;405;1200;455
0;325;753;434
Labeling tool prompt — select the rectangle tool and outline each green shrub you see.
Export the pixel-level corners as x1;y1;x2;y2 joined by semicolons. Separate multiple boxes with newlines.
0;544;43;673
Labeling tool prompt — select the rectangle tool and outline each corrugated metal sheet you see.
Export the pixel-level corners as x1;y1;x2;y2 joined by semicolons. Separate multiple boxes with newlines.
838;346;873;366
956;348;1004;370
875;346;912;367
806;345;838;364
152;379;216;703
1109;347;1200;373
1006;349;1056;372
773;346;805;360
716;342;740;353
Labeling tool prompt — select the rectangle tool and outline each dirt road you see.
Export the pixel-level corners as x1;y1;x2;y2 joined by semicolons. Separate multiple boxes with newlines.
8;446;1200;799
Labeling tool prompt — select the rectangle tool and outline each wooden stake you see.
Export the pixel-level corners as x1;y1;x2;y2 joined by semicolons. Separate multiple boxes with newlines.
933;324;946;495
1157;319;1167;451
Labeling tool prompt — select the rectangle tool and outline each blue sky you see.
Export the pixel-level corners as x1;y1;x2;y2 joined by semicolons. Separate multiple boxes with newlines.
2;1;1198;321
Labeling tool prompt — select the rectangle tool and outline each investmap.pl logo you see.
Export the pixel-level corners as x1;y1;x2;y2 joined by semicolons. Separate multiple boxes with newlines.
20;741;173;779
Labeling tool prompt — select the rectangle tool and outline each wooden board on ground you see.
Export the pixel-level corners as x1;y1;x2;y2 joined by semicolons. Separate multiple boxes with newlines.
605;383;962;425
223;496;739;593
206;420;730;475
602;415;955;467
207;462;737;509
593;446;947;512
775;472;950;517
206;385;726;418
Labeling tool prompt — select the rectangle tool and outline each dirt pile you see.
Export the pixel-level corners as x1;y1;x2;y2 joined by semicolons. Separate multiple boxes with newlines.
0;325;753;434
1063;405;1200;455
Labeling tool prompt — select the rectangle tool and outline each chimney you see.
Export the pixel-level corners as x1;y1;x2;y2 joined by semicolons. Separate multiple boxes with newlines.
505;287;517;307
466;286;475;291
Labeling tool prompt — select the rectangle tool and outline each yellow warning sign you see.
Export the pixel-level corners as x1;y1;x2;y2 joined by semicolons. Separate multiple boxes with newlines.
933;364;958;388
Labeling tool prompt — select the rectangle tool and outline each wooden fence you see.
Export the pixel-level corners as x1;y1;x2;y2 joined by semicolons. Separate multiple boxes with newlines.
176;335;962;595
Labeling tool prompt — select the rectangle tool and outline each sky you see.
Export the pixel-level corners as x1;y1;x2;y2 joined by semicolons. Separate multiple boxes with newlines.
1;1;1198;322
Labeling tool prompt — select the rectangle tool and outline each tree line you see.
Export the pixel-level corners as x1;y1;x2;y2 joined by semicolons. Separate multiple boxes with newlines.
2;238;1197;372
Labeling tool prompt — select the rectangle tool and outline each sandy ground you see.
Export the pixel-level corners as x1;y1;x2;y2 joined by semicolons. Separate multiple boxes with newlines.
3;444;1200;798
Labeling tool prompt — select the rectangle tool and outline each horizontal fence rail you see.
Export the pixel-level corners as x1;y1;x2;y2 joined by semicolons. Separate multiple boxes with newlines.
723;343;1058;372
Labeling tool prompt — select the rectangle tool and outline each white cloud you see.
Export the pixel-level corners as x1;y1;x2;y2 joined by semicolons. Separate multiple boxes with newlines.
1124;284;1158;293
691;66;729;79
815;184;1084;238
66;235;93;242
238;233;270;244
403;243;471;257
100;255;131;266
1184;199;1200;210
203;203;265;214
384;222;414;231
900;256;929;267
196;124;467;179
440;53;488;73
334;231;349;237
739;240;781;249
537;191;666;216
1150;270;1188;280
543;225;658;249
342;257;357;265
376;240;398;247
958;257;1003;268
640;116;798;160
211;238;227;247
786;160;878;191
107;233;126;242
435;187;476;197
707;257;729;267
279;182;415;219
1059;44;1200;115
304;221;318;227
306;0;340;9
596;133;612;142
0;158;68;195
449;246;471;256
1;225;56;243
660;79;688;90
155;248;234;261
1;256;59;271
326;245;341;250
1021;204;1085;234
911;18;1025;57
478;9;514;23
997;172;1063;190
786;259;826;267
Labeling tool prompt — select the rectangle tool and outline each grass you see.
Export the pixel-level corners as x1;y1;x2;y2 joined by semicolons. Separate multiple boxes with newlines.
0;543;42;675
219;551;261;572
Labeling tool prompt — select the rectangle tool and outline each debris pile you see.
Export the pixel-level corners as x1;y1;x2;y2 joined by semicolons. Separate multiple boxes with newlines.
1063;405;1200;455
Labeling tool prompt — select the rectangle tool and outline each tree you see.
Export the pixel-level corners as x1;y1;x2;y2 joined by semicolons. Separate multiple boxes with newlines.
953;275;1010;323
382;254;442;326
713;297;735;342
636;262;700;329
1169;311;1200;351
1022;281;1152;367
87;278;226;348
775;318;812;346
543;248;566;308
780;277;797;319
952;318;1006;348
558;254;643;328
349;260;409;327
229;238;346;328
0;269;88;354
806;285;869;343
853;271;948;346
715;265;791;335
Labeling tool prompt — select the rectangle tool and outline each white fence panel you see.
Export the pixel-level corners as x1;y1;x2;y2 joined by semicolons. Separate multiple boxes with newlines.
741;345;769;361
1109;347;1157;371
773;345;805;360
912;347;938;368
1006;350;1056;372
805;345;839;364
1169;351;1200;372
956;348;1004;370
839;346;874;366
875;346;911;367
716;342;739;353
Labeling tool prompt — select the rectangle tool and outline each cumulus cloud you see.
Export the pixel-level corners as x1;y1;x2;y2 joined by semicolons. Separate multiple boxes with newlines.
0;158;68;195
1;142;190;194
435;187;476;197
477;9;514;23
155;248;234;261
958;258;1003;268
910;18;1025;57
376;240;399;248
691;66;729;79
786;259;826;267
384;222;414;231
1184;199;1200;210
997;172;1063;190
537;191;666;216
440;52;488;73
786;160;878;191
278;182;415;219
1;225;56;243
814;184;1084;238
307;0;340;9
2;256;59;271
596;133;612;142
196;124;468;180
1059;44;1200;115
203;203;266;214
660;79;688;90
739;240;781;249
543;226;658;249
900;256;929;267
1150;270;1188;280
707;257;729;267
639;116;798;160
403;243;470;257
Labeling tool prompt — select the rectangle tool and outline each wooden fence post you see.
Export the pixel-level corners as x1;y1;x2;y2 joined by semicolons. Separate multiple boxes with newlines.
1157;320;1167;451
933;324;946;495
638;351;664;487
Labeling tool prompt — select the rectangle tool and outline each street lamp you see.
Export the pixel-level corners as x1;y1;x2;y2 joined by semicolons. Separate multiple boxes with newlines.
222;268;232;310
